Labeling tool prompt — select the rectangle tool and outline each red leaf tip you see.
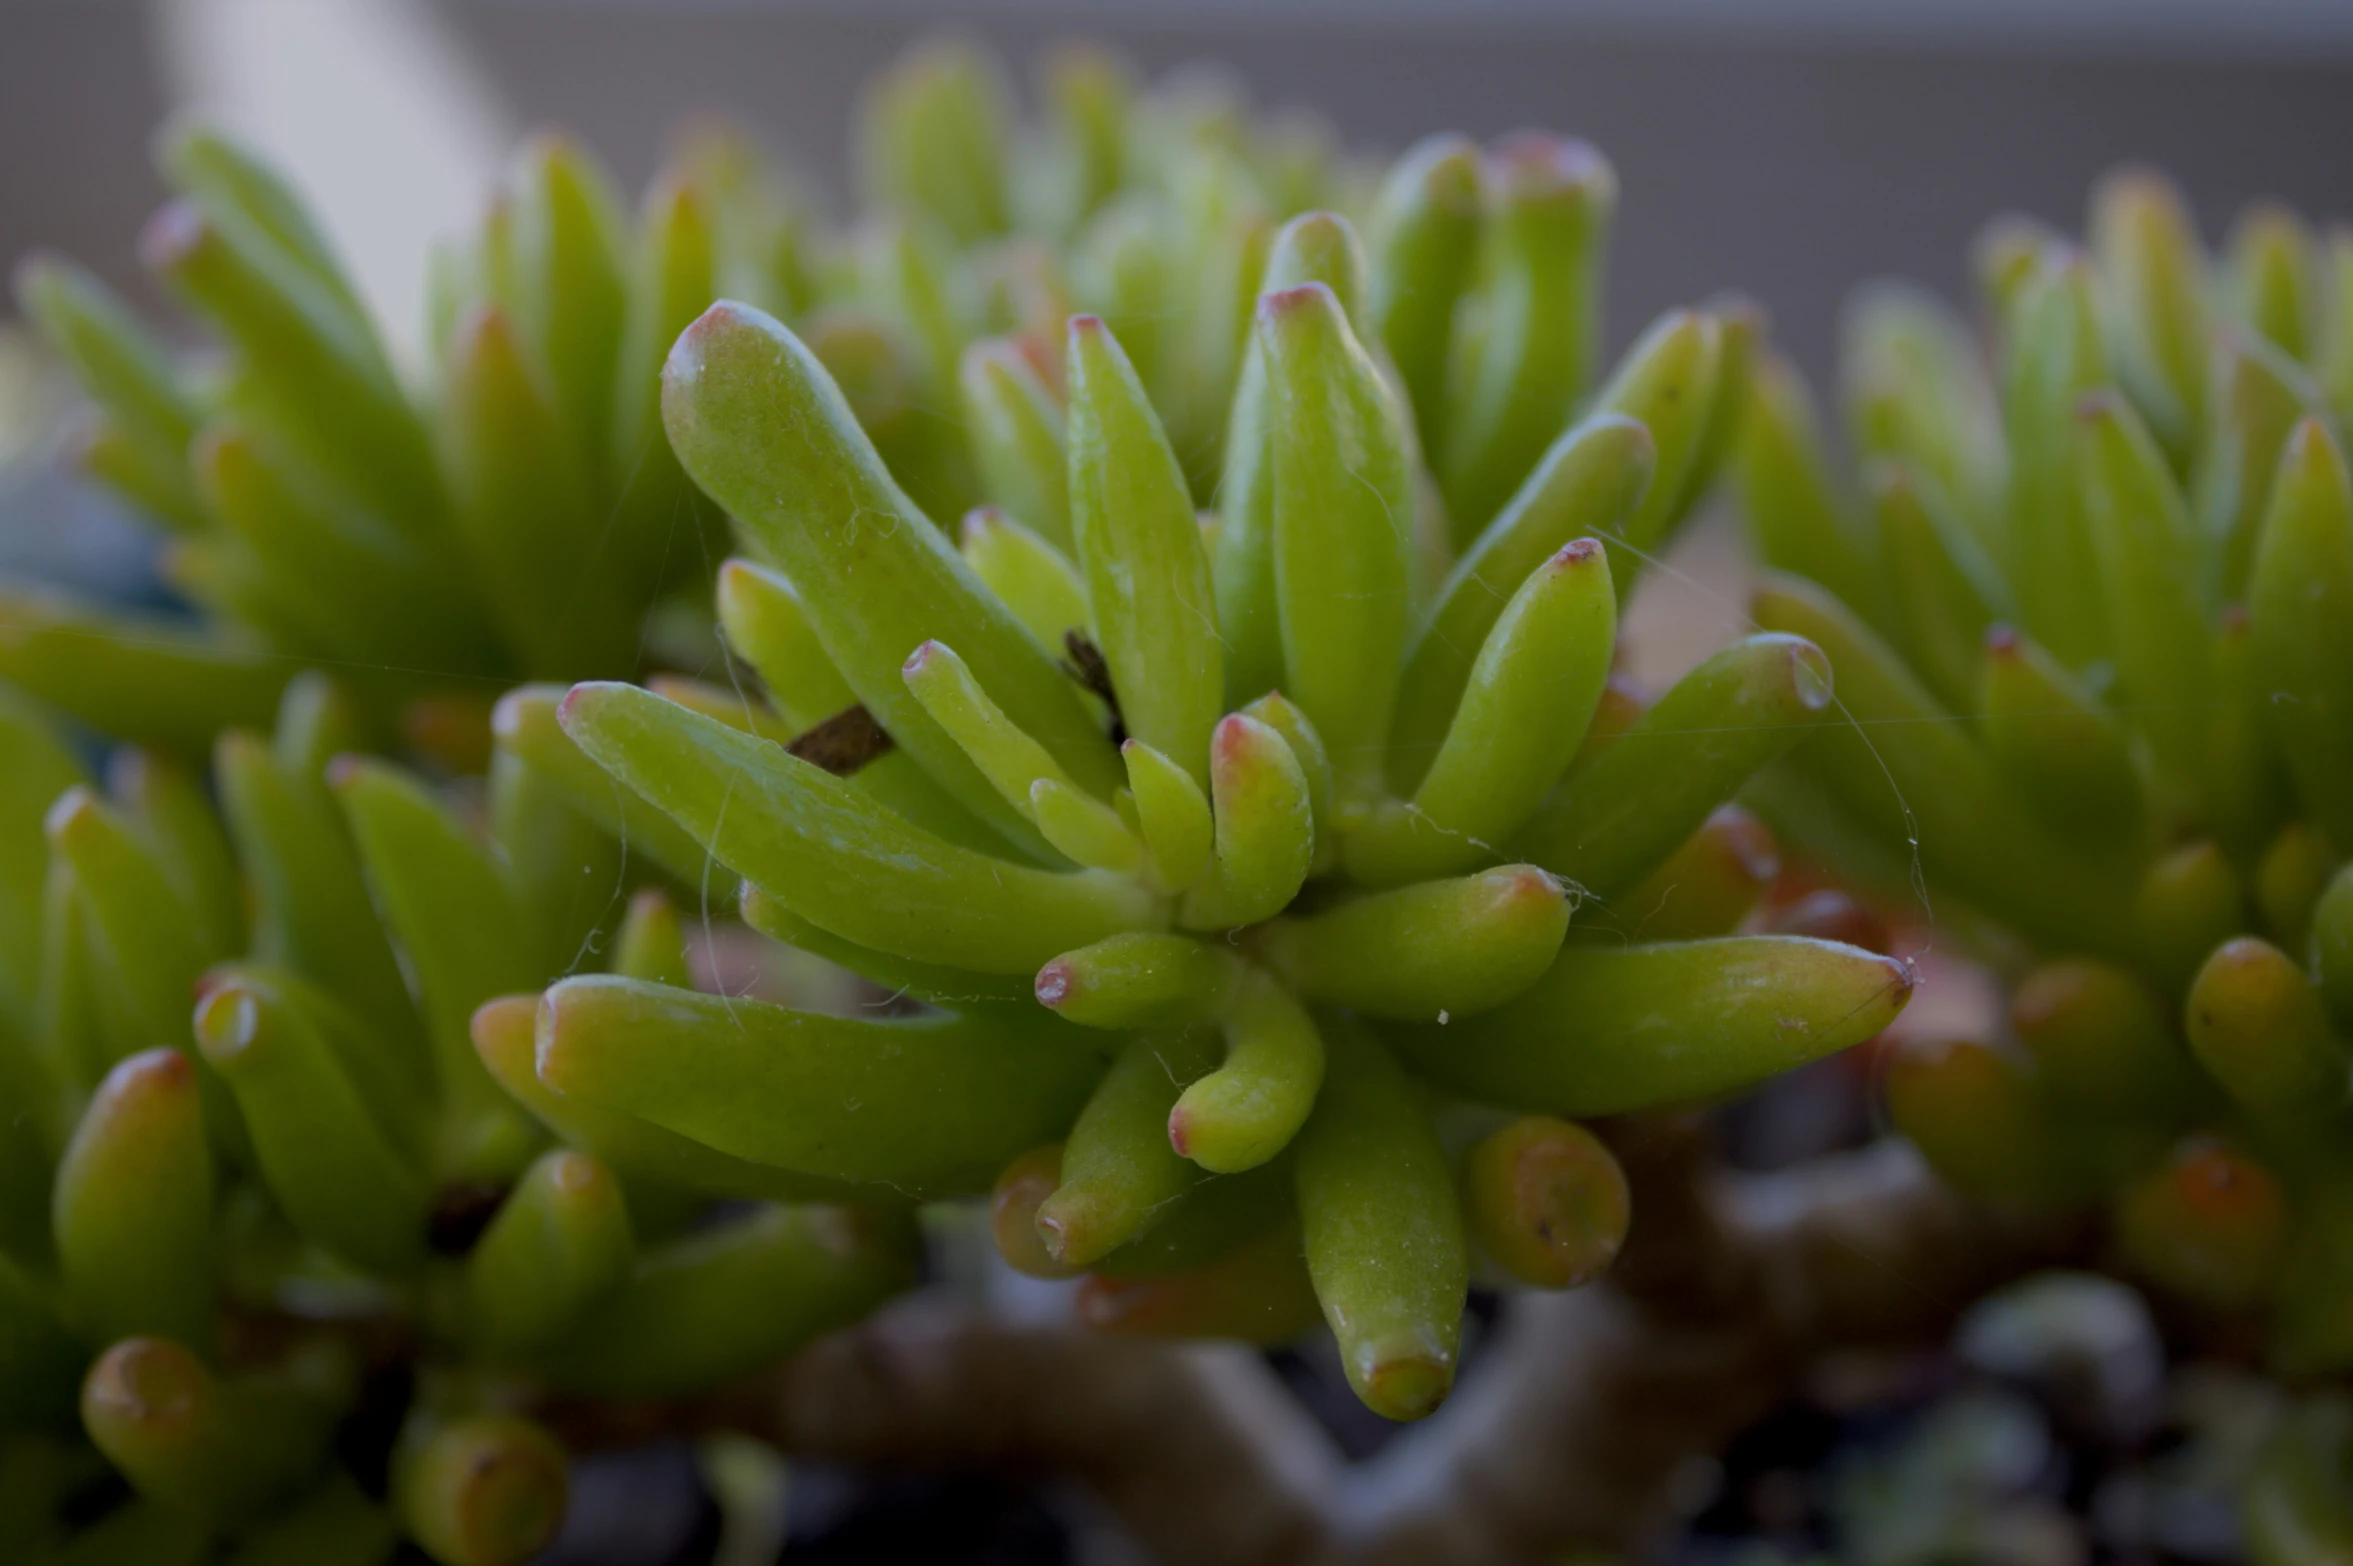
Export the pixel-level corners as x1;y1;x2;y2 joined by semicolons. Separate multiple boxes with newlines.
136;200;204;273
1258;281;1335;319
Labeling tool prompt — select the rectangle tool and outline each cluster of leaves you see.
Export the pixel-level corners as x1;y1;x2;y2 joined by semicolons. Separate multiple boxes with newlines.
4;39;1347;759
0;31;1940;1562
11;126;753;747
506;122;1915;1425
0;673;917;1565
1730;172;2353;1429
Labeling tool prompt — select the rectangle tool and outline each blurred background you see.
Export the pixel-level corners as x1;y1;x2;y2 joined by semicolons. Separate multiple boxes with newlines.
10;0;2353;661
14;1;2353;380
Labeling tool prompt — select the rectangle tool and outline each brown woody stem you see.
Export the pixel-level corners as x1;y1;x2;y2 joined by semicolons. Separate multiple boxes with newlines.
711;1134;2081;1564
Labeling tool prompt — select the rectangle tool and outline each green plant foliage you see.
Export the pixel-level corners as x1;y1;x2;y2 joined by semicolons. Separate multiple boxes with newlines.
0;676;917;1563
0;35;1935;1558
9;40;1368;763
529;161;1907;1423
1732;168;2353;1377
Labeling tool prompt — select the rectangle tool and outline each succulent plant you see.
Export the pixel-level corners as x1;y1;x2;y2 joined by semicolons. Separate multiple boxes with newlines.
500;136;1915;1420
1729;171;2353;1384
10;129;765;754
5;39;1351;764
852;37;1351;502
0;674;916;1563
0;29;1950;1557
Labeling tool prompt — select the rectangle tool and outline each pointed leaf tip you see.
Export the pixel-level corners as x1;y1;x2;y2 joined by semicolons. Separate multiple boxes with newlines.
1258;280;1336;321
191;983;259;1060
1491;131;1615;197
41;783;98;844
661;297;751;383
553;680;623;737
134;199;204;274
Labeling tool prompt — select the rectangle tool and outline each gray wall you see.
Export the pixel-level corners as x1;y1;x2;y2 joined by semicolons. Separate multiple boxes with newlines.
2;4;172;311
